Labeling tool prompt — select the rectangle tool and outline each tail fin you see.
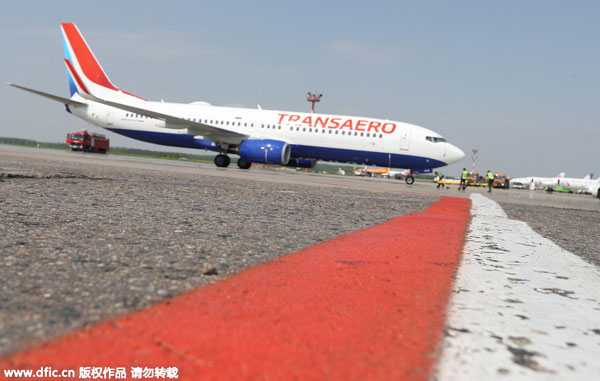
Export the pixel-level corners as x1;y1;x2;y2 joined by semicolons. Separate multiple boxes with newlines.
556;172;565;178
583;173;593;180
60;23;143;101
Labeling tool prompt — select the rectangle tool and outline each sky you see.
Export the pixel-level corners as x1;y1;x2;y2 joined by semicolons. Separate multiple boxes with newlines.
1;1;598;178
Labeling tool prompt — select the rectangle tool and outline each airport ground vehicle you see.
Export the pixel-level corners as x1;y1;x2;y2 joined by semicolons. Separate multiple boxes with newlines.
493;173;510;189
66;130;109;153
466;171;479;185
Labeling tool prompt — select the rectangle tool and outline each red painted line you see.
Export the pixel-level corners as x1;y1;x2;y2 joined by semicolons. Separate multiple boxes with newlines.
1;197;470;380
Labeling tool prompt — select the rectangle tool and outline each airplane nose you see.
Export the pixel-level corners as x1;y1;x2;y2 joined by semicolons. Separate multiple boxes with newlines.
446;144;465;164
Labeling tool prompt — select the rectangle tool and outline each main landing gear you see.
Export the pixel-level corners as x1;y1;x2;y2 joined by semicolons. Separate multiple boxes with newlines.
213;154;252;170
214;154;231;168
237;158;251;170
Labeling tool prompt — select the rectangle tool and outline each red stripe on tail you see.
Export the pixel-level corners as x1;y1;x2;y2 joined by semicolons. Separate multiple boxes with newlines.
61;23;118;91
64;59;89;95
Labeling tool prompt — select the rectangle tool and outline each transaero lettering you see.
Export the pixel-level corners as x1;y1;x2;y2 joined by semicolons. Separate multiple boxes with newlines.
277;114;397;134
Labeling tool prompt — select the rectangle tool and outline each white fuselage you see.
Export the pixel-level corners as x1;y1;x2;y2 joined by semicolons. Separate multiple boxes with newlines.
68;95;464;169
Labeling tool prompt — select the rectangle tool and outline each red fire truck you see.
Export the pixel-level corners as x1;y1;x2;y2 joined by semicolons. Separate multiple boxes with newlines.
66;130;109;153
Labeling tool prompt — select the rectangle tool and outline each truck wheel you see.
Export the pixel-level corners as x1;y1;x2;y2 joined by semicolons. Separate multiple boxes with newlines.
405;176;415;185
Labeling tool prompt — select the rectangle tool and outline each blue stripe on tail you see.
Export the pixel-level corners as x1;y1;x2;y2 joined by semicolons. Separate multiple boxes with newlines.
62;33;77;96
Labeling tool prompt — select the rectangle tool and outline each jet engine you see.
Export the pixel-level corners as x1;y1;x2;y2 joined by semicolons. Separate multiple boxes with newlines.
286;158;317;168
239;139;291;165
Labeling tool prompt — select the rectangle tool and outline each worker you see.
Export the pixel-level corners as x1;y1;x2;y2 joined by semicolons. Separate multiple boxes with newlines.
436;171;445;189
459;168;468;191
487;170;494;192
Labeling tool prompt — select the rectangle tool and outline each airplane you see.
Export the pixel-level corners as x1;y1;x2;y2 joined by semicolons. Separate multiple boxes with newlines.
589;182;600;198
556;174;600;194
8;23;465;184
510;173;565;190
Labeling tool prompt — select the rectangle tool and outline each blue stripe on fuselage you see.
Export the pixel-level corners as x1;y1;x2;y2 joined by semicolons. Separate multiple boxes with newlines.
106;128;447;169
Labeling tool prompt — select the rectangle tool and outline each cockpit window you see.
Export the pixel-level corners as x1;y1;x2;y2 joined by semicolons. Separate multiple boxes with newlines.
426;136;447;143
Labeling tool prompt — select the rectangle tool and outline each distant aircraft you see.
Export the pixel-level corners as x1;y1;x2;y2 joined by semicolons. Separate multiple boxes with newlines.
556;174;600;194
511;173;565;189
8;23;464;184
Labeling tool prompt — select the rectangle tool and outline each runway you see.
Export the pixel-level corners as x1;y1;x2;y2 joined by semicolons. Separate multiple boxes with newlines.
1;145;599;379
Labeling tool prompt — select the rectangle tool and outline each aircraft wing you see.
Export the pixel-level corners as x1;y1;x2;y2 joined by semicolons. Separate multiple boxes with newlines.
8;83;87;106
94;96;248;144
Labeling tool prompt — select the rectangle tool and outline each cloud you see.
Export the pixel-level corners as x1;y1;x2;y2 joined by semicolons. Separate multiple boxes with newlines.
325;40;405;65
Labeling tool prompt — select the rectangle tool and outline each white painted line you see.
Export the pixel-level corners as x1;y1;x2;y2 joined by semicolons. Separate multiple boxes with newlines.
435;193;600;380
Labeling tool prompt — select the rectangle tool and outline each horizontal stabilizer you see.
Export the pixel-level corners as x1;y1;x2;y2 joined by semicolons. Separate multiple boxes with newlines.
7;83;86;106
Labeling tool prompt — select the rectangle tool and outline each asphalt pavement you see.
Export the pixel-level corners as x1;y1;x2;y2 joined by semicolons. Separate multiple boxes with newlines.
1;145;598;357
0;146;435;355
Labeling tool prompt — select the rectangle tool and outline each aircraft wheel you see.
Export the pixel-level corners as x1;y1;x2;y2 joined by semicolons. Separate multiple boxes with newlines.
237;158;251;169
214;154;231;168
405;176;415;185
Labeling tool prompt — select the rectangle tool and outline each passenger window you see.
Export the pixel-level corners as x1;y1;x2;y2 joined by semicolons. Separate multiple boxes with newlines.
360;133;364;137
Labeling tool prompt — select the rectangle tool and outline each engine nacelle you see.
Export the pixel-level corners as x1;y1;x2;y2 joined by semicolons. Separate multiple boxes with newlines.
239;139;291;165
286;158;317;168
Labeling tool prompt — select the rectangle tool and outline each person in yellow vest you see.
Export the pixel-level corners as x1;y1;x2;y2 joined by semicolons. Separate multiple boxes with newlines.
459;168;468;191
487;170;494;192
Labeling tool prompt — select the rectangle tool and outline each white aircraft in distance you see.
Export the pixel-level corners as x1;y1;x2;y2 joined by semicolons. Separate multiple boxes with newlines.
556;174;600;194
511;173;565;189
8;23;464;184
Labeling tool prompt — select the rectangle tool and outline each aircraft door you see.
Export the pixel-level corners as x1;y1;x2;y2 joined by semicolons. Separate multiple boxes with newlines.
105;107;113;127
399;128;410;150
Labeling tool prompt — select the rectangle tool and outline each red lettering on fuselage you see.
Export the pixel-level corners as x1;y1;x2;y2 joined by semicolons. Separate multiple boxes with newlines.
277;114;396;134
329;118;341;128
382;122;396;134
355;120;367;132
368;121;381;132
314;117;329;128
277;113;288;124
339;119;353;130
